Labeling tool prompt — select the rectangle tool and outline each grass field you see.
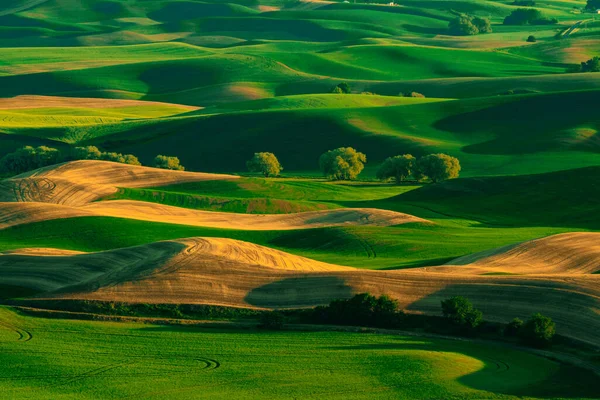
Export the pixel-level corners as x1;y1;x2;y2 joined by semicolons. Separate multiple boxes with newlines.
0;308;598;399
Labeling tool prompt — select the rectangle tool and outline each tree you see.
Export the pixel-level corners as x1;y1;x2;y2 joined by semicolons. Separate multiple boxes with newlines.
585;0;600;10
416;153;461;183
319;147;366;180
259;311;285;330
0;145;61;174
154;155;185;171
526;35;537;42
504;317;524;337
246;152;283;177
441;296;483;329
376;154;416;183
579;56;600;72
519;313;555;347
332;82;351;94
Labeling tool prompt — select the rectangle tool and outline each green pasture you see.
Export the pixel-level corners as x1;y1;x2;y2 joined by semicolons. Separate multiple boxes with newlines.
0;307;597;399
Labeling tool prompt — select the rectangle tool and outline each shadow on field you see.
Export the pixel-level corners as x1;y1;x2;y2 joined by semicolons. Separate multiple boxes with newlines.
325;337;600;398
245;276;353;309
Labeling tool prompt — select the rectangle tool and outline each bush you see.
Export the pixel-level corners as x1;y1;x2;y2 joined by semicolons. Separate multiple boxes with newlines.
72;146;102;160
376;154;416;183
331;82;351;94
101;152;141;166
448;14;491;36
259;311;286;330
319;147;366;180
526;35;537;42
504;318;524;337
246;152;283;177
0;146;61;174
504;9;557;25
441;296;483;329
416;153;461;183
72;146;141;166
519;313;555;347
154;155;185;171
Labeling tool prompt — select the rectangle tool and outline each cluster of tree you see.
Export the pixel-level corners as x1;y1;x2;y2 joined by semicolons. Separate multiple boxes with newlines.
377;153;461;183
331;82;351;94
504;313;556;347
312;293;402;328
72;146;140;166
0;145;151;175
247;152;283;177
0;146;60;174
258;293;557;349
503;9;557;25
245;149;460;183
154;155;184;171
443;296;556;347
574;56;600;72
448;14;492;36
399;91;425;98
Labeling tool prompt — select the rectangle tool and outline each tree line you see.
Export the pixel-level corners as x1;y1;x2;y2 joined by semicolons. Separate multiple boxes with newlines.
0;144;461;184
0;145;185;174
247;148;461;183
260;293;556;348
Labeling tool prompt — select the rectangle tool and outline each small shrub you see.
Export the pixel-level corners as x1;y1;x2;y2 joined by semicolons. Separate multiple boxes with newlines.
527;35;537;42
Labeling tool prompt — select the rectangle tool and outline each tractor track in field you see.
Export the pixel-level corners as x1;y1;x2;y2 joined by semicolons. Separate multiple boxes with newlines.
8;177;57;203
480;356;510;372
0;320;32;342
